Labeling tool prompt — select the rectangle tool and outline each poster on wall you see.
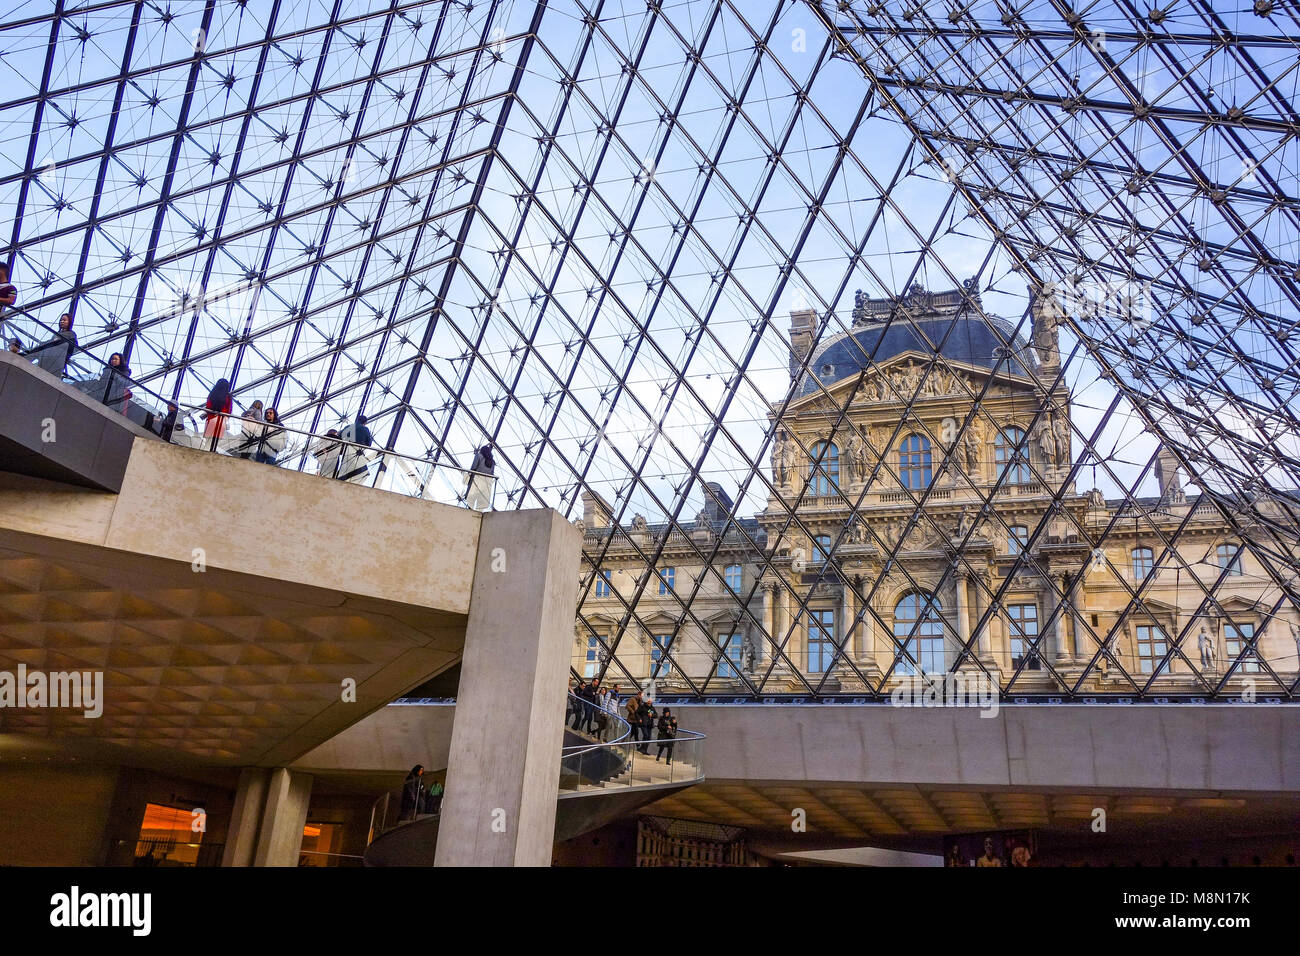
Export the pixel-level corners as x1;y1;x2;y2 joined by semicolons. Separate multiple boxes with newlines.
944;830;1036;867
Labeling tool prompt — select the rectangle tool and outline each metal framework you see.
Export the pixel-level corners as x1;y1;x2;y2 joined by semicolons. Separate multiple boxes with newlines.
1;0;1297;700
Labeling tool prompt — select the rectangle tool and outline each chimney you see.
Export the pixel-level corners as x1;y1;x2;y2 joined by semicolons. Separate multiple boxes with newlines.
789;309;817;381
580;488;613;529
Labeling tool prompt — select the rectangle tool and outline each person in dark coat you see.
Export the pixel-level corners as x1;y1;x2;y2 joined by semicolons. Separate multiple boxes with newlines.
338;413;374;483
655;708;678;764
465;443;495;511
638;698;657;755
570;680;588;729
157;403;179;442
29;311;77;376
95;352;133;410
203;378;233;443
399;764;424;822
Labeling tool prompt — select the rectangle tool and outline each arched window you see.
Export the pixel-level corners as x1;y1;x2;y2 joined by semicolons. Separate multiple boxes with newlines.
810;441;839;495
813;534;832;564
995;427;1031;484
898;434;932;490
893;592;944;675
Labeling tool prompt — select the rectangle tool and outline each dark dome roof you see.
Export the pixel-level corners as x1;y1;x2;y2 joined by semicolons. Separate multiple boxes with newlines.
799;312;1034;397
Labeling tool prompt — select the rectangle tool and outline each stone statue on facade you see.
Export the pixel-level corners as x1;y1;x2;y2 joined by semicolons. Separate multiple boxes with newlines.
1052;415;1071;468
1036;414;1058;472
1030;282;1066;366
773;429;795;488
742;633;757;674
960;421;982;477
631;513;648;533
843;435;861;484
1197;624;1217;671
1087;487;1105;509
1291;623;1300;667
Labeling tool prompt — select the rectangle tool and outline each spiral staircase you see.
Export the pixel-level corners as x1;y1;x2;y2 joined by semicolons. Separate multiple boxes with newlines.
362;695;704;866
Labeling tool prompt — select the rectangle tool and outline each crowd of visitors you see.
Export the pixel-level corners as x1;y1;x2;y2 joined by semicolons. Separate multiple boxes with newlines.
1;280;493;506
568;679;680;764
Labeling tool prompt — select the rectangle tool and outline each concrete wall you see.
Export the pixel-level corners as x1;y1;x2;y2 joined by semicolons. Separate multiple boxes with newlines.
670;703;1300;793
0;765;120;865
291;704;457;774
318;702;1300;796
0;434;481;614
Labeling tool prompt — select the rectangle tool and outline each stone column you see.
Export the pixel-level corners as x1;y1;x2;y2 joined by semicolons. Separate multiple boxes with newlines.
762;582;776;648
840;583;854;658
222;767;313;868
954;569;972;665
1051;573;1073;663
435;509;582;867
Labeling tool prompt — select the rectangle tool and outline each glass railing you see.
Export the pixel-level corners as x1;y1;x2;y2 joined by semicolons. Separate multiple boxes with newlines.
368;777;443;845
560;691;704;795
3;303;492;509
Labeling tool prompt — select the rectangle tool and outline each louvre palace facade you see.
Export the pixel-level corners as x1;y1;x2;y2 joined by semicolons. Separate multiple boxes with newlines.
573;284;1296;698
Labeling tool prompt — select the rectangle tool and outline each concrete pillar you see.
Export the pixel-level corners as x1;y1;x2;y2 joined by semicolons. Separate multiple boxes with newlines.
222;766;313;867
254;768;313;867
434;509;582;867
222;768;269;867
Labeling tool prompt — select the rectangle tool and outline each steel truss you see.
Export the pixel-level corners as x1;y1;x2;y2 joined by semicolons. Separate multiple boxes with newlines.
1;0;1297;700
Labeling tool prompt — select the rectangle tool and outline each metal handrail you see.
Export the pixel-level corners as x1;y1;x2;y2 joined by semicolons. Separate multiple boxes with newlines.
4;302;495;506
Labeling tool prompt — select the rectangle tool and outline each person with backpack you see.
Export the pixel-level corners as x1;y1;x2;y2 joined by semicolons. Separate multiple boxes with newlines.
638;697;657;755
656;708;678;764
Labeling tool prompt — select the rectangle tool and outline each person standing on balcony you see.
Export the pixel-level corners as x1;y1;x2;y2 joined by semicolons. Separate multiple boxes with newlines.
204;378;233;443
95;352;133;412
312;428;343;478
655;709;677;764
465;443;495;511
400;765;424;822
254;407;286;465
235;401;265;459
338;414;374;483
29;311;77;377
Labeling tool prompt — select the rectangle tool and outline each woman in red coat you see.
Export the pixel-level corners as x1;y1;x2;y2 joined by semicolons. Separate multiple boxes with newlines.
203;378;233;442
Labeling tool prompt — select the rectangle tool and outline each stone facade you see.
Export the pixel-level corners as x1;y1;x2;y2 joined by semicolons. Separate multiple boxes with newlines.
573;289;1296;695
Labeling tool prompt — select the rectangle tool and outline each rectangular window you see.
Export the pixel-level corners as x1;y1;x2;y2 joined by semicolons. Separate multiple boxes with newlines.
1008;603;1040;671
1223;622;1259;673
134;803;205;867
808;609;836;673
594;569;610;597
651;634;673;677
658;567;675;595
1135;624;1168;675
813;535;832;564
584;636;598;678
724;564;742;592
1132;548;1154;579
717;633;743;678
1008;526;1029;555
1216;544;1243;576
